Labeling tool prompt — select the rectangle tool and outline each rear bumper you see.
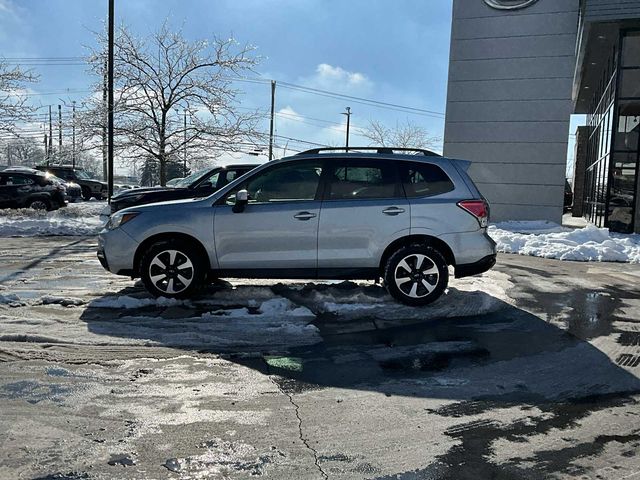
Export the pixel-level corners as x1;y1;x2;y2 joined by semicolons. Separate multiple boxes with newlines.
455;254;496;279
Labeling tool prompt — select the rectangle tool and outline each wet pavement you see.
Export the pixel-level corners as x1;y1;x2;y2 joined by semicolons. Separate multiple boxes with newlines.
0;236;639;479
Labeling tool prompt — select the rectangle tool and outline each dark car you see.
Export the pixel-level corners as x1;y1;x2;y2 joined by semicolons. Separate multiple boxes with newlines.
36;165;107;200
0;169;66;210
110;164;259;213
564;179;573;212
4;166;82;204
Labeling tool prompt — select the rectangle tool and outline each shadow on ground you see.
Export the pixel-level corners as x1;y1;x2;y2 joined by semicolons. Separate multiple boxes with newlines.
75;281;640;479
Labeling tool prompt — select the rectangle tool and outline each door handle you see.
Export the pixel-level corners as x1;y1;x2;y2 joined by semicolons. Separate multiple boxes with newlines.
382;207;405;216
294;211;317;221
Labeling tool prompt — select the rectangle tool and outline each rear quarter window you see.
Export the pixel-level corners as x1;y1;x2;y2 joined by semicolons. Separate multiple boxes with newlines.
400;162;454;198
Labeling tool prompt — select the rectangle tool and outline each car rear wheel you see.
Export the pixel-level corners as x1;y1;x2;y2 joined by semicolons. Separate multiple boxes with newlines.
28;198;51;211
383;244;448;306
140;241;206;298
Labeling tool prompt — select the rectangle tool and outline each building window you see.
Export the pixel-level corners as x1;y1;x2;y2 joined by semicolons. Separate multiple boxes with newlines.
583;30;640;233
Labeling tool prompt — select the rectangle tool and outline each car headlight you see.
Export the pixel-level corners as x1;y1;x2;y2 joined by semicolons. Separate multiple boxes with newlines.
106;211;140;230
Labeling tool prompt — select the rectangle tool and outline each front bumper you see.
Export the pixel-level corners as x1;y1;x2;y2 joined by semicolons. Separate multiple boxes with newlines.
455;254;497;279
97;246;109;270
97;227;139;276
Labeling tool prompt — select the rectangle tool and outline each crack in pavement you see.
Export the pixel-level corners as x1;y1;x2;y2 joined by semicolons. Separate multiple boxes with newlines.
263;360;329;480
285;389;329;480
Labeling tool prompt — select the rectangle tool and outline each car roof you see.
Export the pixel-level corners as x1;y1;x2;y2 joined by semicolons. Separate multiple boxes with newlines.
271;147;450;167
4;166;41;173
2;167;45;176
37;165;84;170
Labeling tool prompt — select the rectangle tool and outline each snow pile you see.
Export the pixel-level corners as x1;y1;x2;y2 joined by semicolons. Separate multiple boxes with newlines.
89;295;187;309
0;202;107;237
489;221;640;263
203;298;314;319
280;270;514;321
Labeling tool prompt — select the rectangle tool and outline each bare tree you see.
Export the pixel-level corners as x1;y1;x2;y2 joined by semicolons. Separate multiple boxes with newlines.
361;119;440;150
82;22;261;185
0;62;38;133
6;137;44;166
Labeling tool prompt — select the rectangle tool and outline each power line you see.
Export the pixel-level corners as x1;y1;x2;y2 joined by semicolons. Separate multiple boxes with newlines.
226;75;445;118
3;56;444;117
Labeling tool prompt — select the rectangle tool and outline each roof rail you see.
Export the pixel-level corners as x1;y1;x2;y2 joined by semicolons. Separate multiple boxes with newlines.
296;147;441;157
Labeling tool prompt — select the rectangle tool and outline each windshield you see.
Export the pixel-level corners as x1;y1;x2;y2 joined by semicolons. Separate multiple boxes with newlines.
174;168;212;188
74;170;91;180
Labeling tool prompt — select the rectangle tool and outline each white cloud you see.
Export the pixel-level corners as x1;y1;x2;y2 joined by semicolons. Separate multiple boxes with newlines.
315;63;369;87
277;106;303;123
302;63;373;94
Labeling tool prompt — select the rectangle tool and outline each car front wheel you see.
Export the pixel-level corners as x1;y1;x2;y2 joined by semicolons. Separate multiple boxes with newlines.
383;244;449;306
28;198;51;211
81;186;92;201
140;241;205;298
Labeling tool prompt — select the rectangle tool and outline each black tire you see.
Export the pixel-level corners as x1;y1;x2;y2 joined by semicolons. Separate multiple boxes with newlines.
81;186;92;201
140;240;206;298
28;198;51;211
383;244;449;306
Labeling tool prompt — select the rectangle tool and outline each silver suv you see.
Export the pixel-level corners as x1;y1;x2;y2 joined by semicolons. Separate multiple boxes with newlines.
98;148;496;306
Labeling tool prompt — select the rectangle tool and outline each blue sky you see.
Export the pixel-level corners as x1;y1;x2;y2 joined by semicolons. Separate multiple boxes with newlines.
0;0;452;161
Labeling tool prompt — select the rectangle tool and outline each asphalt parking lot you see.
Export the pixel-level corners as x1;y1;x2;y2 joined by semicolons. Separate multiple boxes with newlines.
0;236;639;479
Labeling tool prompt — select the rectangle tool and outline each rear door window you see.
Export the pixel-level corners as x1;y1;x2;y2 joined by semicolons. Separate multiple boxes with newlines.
324;159;399;200
3;175;34;186
400;162;454;198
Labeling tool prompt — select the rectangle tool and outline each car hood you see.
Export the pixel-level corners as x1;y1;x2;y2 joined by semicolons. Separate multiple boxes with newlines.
113;186;188;200
119;196;207;214
84;179;108;187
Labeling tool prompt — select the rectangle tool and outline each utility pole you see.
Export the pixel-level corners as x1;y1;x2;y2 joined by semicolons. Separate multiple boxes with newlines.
107;0;114;201
102;57;108;181
269;80;276;160
44;134;48;165
6;144;10;167
183;109;187;176
48;105;53;160
342;106;351;150
58;105;62;154
72;101;76;168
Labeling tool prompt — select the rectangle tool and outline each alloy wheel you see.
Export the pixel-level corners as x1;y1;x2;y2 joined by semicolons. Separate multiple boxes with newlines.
30;200;48;210
147;249;194;295
393;253;440;299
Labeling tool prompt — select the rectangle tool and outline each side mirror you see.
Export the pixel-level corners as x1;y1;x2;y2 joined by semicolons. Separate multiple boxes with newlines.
232;189;249;213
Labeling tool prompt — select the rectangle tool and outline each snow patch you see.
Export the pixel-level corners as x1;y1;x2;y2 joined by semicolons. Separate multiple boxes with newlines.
0;293;21;305
489;222;640;263
89;295;187;309
39;295;85;307
0;202;107;237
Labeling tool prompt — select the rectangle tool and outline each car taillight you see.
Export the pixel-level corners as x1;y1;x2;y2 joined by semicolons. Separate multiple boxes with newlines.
458;199;489;228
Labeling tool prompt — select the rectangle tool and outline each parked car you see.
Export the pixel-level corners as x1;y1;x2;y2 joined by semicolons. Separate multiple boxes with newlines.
36;165;107;200
0;168;66;210
53;175;81;202
4;166;81;204
98;148;496;305
109;164;259;214
564;179;573;212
